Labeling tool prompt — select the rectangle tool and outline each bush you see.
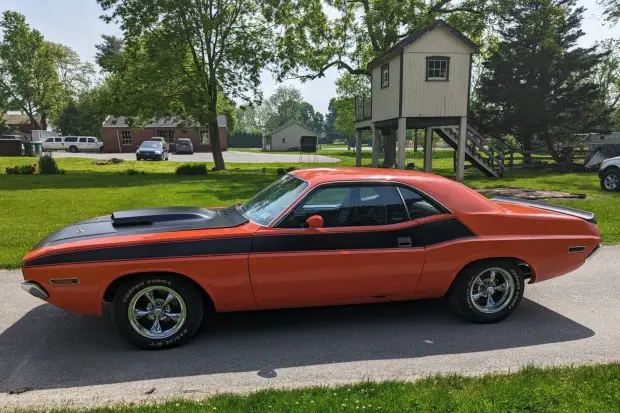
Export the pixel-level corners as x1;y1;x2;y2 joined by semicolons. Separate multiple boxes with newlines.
276;166;297;176
176;163;208;175
119;168;145;175
38;154;62;174
6;164;36;175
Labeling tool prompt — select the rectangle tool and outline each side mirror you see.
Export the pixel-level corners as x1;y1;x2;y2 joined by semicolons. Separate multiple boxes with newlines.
306;215;324;229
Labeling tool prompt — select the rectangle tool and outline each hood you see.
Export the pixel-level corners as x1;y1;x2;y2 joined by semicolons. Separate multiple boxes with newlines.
31;206;248;250
601;155;620;169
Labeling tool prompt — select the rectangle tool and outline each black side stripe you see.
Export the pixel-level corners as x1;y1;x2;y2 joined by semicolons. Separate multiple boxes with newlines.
24;218;475;267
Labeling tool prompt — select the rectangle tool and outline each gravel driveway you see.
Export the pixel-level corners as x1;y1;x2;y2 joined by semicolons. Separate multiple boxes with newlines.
51;150;340;164
1;247;618;409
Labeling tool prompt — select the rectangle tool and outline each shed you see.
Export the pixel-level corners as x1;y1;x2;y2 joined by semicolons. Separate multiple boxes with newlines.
353;20;504;181
263;121;320;151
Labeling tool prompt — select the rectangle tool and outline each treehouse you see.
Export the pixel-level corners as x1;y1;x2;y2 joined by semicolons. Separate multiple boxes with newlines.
354;20;505;181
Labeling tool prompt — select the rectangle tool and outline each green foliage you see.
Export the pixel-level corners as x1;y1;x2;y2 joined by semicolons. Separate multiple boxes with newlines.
592;38;620;132
56;87;108;137
38;154;63;174
175;163;208;175
0;11;66;130
97;0;275;170
5;164;36;175
48;42;96;100
119;168;145;175
475;0;608;163
95;34;124;73
260;86;324;133
598;0;620;25
276;166;297;176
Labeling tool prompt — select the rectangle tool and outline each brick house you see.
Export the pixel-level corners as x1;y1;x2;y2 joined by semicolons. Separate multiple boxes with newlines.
3;113;40;137
100;116;228;153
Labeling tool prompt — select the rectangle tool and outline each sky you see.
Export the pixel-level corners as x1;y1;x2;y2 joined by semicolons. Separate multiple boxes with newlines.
1;0;618;114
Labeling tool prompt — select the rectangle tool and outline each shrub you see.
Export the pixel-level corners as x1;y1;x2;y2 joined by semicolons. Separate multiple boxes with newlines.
276;166;297;176
38;154;61;174
6;164;36;175
119;168;145;175
176;163;208;175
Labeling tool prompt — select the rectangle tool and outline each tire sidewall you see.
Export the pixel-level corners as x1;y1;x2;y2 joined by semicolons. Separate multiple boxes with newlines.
452;260;525;323
601;170;619;192
112;275;203;349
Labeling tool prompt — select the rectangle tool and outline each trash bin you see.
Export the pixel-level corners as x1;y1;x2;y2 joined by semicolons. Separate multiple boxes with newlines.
24;141;43;157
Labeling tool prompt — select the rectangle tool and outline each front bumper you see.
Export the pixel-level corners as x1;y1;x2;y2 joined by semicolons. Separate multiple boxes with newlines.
21;281;49;300
136;152;162;160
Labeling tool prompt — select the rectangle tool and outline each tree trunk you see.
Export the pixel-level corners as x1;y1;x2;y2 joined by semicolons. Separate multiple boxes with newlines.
522;137;532;165
38;113;47;131
207;92;226;171
382;130;396;168
414;129;418;152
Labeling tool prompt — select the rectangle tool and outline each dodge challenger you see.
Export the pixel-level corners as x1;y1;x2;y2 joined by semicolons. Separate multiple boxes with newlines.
21;168;601;349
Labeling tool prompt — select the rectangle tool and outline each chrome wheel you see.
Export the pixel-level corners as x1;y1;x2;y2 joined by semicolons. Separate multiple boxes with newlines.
128;286;187;339
469;267;515;314
604;174;619;190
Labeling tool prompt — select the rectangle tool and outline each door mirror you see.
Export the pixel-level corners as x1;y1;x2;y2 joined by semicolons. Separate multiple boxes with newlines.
306;215;324;229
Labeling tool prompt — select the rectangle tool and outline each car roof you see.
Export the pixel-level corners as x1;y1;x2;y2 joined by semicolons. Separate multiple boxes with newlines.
290;167;500;213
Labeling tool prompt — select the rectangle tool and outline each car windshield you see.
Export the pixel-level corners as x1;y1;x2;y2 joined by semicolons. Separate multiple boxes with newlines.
140;141;161;149
240;174;308;226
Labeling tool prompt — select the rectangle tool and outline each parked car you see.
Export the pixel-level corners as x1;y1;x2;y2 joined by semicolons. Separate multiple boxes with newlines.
175;138;194;154
21;168;600;349
149;136;170;151
136;140;169;161
63;136;103;153
599;155;620;191
41;136;65;151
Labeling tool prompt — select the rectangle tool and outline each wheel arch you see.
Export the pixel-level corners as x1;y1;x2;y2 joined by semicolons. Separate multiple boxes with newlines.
449;256;536;293
103;271;216;313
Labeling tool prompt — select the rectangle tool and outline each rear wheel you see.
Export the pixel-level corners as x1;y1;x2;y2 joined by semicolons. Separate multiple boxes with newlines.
112;274;204;349
601;169;619;191
448;259;524;323
69;145;78;153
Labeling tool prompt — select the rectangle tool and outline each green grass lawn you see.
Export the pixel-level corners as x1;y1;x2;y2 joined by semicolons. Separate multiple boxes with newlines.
41;364;620;413
0;151;618;268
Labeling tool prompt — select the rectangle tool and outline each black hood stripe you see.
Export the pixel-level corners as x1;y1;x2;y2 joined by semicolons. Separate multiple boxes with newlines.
24;218;474;267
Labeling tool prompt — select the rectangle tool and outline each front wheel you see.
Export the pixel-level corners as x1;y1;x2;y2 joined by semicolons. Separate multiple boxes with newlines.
601;169;620;191
112;274;204;349
447;259;524;323
69;145;78;153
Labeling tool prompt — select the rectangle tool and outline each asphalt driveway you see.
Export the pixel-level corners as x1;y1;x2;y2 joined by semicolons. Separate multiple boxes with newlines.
1;247;618;408
51;150;340;164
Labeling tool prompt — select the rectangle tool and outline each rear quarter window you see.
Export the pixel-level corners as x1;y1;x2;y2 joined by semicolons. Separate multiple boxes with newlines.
398;186;446;219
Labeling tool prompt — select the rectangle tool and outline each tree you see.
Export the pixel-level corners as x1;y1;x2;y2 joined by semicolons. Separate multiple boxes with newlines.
592;39;620;131
236;105;268;133
267;0;495;82
476;0;608;164
95;34;124;72
299;101;324;134
56;88;108;136
98;0;274;170
0;11;65;130
598;0;620;25
49;43;96;99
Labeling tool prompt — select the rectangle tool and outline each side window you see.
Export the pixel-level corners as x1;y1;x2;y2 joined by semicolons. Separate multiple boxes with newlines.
55;138;62;142
45;138;54;142
79;137;87;143
398;187;445;219
278;185;408;228
88;138;96;143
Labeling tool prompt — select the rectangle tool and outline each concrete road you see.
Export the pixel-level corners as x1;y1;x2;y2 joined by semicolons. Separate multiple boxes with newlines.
1;247;619;408
51;151;340;164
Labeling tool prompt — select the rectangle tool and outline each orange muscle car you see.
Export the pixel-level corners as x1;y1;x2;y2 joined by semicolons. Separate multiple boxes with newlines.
22;168;601;349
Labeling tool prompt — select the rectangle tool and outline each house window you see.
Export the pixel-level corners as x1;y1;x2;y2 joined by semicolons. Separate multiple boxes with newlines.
121;130;132;145
381;63;390;88
281;137;286;144
200;129;210;144
426;56;450;81
156;130;175;144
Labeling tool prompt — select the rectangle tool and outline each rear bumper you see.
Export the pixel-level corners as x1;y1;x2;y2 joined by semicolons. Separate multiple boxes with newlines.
21;281;49;300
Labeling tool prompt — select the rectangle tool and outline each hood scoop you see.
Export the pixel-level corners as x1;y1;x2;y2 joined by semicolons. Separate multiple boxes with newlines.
111;207;216;226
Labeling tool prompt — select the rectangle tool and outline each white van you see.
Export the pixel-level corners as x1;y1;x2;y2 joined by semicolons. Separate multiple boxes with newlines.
42;136;65;151
63;136;104;152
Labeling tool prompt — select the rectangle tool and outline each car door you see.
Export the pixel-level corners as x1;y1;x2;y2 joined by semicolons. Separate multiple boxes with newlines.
54;137;64;150
87;137;98;151
43;137;54;150
248;183;427;309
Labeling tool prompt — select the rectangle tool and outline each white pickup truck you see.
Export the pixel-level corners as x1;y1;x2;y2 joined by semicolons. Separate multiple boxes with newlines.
42;136;103;152
599;156;620;191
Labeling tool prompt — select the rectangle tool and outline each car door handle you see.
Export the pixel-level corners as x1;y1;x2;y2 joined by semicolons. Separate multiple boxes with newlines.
397;237;412;248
